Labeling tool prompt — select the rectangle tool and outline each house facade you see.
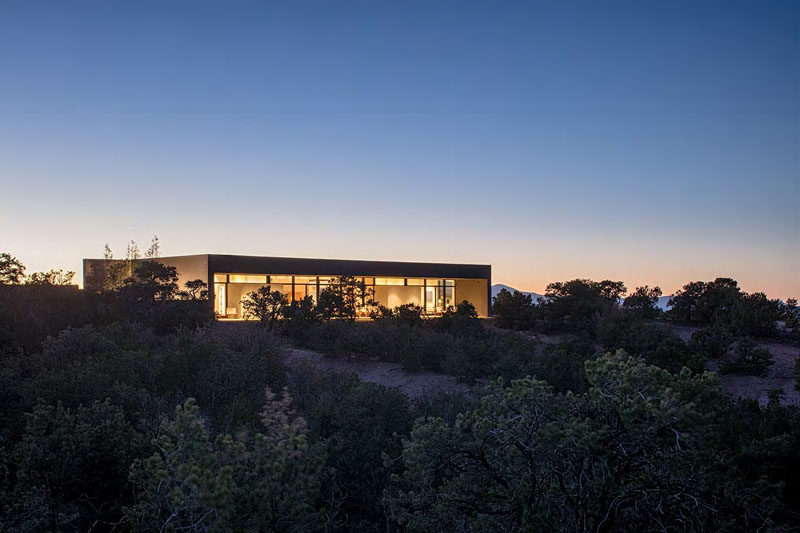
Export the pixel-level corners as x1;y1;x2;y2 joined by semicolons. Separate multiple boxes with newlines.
83;254;492;318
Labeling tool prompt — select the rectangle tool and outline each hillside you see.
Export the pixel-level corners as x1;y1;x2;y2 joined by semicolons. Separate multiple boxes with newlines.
491;284;543;302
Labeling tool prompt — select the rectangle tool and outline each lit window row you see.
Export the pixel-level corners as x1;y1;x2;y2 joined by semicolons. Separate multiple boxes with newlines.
214;274;454;286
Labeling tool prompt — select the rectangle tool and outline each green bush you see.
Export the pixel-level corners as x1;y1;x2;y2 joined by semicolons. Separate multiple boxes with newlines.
292;319;540;383
720;337;774;376
2;400;145;531
491;288;536;330
287;364;412;527
690;325;733;359
0;285;118;355
667;278;783;337
127;394;324;532
388;353;788;531
597;312;705;374
795;358;800;391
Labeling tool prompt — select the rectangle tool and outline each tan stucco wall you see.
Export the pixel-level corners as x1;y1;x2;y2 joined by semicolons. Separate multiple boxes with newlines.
455;278;489;316
83;255;209;292
156;256;209;291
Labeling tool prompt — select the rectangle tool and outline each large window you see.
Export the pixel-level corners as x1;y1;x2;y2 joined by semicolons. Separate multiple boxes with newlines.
213;273;460;318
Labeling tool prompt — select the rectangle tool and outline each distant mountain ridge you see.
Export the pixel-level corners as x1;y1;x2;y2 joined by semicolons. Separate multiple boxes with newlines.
491;284;544;303
491;283;673;310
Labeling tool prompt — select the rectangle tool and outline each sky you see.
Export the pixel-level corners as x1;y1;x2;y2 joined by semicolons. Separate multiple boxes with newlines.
0;1;798;299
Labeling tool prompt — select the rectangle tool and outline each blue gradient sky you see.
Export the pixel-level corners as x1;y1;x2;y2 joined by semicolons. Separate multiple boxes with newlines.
1;1;798;298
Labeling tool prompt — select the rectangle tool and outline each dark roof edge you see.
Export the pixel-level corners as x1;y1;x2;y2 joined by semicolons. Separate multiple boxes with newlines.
206;253;490;269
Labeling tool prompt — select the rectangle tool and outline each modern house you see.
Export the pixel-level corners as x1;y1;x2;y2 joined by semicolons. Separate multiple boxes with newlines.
83;254;492;318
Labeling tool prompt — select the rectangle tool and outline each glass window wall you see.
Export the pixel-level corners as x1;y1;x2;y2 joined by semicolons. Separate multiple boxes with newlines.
212;273;467;318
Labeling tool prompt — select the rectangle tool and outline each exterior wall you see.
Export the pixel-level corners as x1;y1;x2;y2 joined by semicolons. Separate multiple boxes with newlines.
455;278;489;316
82;255;209;292
156;255;209;292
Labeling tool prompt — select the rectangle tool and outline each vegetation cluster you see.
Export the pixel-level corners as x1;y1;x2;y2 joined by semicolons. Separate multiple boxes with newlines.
1;250;800;531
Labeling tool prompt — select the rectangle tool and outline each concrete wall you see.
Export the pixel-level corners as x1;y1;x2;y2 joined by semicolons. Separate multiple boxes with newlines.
455;278;489;316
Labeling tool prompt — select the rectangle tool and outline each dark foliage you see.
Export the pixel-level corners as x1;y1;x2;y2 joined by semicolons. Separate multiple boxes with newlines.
720;337;774;376
668;277;783;337
1;267;800;531
491;288;535;330
0;285;118;355
795;358;800;390
622;285;663;318
291;316;539;384
533;278;627;334
689;325;733;359
596;308;706;374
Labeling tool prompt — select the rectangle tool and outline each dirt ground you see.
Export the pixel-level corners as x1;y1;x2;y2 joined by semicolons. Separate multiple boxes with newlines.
284;348;474;400
662;323;800;407
284;325;800;406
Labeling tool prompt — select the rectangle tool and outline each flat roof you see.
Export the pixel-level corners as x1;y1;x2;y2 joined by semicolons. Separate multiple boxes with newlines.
84;254;490;280
207;254;490;280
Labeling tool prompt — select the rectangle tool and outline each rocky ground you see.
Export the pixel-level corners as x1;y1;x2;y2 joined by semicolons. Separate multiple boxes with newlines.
664;323;800;407
284;347;474;400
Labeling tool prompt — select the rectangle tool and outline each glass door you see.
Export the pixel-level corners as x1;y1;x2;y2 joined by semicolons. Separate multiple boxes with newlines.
214;283;227;316
425;285;436;314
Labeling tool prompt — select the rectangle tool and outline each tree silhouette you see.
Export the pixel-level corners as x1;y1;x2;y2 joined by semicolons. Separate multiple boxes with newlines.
0;252;26;284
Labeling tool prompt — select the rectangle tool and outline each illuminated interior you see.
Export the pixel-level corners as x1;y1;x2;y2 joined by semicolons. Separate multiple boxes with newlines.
213;274;482;319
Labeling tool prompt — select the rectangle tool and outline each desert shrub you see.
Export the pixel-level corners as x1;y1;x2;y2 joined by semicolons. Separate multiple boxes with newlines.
395;303;425;324
2;400;145;532
533;279;626;334
720;337;774;377
397;327;455;372
324;382;411;527
491;288;535;330
0;323;159;439
156;325;288;432
127;394;324;532
622;285;663;318
142;299;214;334
728;292;783;337
294;319;538;381
690;325;733;359
796;358;800;391
281;295;322;342
370;303;424;328
527;339;595;393
430;300;481;336
667;278;783;337
0;285;118;355
598;314;705;374
287;364;412;528
595;306;641;351
388;353;787;531
411;391;478;424
1;323;287;440
784;299;799;339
